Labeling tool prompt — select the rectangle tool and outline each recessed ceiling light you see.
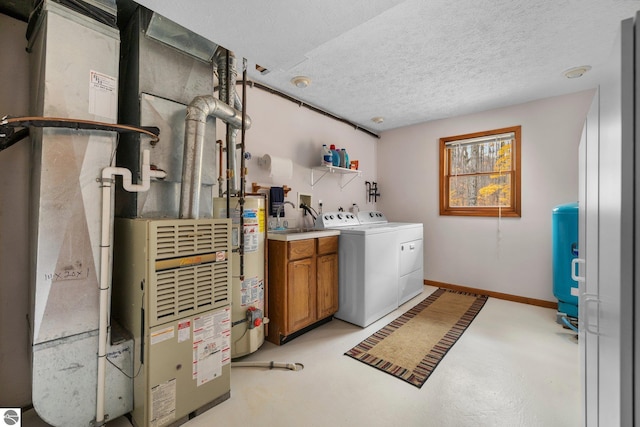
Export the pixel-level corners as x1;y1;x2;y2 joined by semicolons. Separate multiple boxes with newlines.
564;65;592;79
291;76;311;88
371;116;384;124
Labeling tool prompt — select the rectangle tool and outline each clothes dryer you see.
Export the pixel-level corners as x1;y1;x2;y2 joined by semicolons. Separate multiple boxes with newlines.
357;212;424;305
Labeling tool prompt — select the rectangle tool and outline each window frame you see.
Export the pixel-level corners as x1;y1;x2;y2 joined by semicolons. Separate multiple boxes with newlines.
439;125;521;218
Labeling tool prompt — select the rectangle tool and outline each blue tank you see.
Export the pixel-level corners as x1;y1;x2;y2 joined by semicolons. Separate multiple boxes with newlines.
552;202;579;318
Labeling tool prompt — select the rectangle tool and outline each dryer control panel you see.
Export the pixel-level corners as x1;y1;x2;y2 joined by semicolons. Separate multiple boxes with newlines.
357;211;388;224
315;211;360;228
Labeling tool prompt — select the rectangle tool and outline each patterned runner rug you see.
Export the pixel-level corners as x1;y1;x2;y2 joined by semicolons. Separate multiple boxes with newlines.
345;288;488;388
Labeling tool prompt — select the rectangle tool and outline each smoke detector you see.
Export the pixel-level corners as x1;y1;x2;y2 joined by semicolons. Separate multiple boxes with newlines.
564;65;592;79
371;116;384;124
291;76;311;88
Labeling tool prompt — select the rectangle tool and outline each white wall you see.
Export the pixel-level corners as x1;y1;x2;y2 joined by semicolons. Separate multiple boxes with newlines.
377;90;595;302
237;85;378;226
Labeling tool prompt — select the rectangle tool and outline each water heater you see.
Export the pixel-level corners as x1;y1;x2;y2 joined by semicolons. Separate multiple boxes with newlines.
213;195;267;358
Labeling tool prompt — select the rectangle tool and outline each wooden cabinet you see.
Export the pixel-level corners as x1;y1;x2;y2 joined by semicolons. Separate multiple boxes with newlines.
316;238;339;319
287;257;316;331
267;235;338;344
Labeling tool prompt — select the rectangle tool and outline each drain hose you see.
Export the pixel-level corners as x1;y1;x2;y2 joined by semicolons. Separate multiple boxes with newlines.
231;361;304;371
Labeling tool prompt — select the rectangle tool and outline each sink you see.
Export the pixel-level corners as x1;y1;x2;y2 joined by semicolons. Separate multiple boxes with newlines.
267;227;340;241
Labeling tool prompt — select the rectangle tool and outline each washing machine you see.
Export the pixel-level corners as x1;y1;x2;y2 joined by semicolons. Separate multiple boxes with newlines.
357;212;424;305
315;212;405;327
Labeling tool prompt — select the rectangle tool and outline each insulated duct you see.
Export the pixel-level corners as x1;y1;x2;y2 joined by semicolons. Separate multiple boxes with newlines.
179;52;251;219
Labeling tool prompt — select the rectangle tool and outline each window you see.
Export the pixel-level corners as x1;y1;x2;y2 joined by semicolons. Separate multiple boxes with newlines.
439;126;521;217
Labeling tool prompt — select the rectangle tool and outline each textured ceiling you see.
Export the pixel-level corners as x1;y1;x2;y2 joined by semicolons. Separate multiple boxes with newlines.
133;0;640;134
5;1;640;134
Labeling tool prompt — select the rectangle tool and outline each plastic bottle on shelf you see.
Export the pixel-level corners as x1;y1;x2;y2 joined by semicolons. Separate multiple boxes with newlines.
321;144;332;166
340;148;349;169
330;144;340;167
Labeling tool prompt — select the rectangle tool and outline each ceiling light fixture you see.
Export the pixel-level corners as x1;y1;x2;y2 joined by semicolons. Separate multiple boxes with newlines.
291;76;311;88
371;116;384;124
564;65;592;79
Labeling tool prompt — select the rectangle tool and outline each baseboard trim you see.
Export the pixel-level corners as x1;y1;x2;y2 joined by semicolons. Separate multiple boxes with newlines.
424;280;557;309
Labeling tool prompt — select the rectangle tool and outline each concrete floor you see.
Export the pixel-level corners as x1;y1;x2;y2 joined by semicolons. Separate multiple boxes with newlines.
25;285;580;427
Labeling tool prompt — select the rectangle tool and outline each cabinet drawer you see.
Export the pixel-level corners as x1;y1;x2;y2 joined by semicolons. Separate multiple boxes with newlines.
317;236;338;255
288;239;315;260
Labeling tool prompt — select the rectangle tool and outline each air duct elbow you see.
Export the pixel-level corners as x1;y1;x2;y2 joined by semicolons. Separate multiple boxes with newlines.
185;95;250;130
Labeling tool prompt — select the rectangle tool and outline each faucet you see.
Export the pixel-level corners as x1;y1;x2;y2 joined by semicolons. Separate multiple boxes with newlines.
275;201;296;229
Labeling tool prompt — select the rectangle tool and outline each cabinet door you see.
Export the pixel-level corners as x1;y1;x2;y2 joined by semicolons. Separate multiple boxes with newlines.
317;253;338;319
287;257;316;331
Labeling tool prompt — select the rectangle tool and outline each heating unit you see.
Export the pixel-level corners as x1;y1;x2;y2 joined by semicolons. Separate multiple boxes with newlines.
112;218;232;427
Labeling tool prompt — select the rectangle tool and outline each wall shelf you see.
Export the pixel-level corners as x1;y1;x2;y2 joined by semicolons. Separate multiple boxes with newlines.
311;165;362;189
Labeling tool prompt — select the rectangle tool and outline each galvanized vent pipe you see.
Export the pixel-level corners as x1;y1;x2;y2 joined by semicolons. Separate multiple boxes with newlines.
179;94;251;219
213;47;242;195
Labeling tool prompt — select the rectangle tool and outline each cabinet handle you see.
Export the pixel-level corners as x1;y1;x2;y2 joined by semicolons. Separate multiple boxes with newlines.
571;258;585;283
580;294;600;336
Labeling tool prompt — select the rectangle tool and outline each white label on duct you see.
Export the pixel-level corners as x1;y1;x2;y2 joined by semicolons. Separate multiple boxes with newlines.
570;287;579;297
88;70;117;120
150;378;176;427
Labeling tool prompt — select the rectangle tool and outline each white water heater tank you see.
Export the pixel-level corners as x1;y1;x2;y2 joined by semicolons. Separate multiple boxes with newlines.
213;195;267;358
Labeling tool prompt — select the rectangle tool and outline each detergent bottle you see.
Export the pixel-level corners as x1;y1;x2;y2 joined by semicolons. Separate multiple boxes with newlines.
322;144;332;166
330;144;340;166
340;148;349;168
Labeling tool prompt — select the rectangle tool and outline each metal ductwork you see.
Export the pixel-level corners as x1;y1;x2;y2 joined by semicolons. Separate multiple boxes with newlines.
214;47;243;196
27;1;132;425
179;48;251;219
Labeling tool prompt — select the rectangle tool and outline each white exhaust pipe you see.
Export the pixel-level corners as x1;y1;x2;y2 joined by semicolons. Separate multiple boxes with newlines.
96;150;166;425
